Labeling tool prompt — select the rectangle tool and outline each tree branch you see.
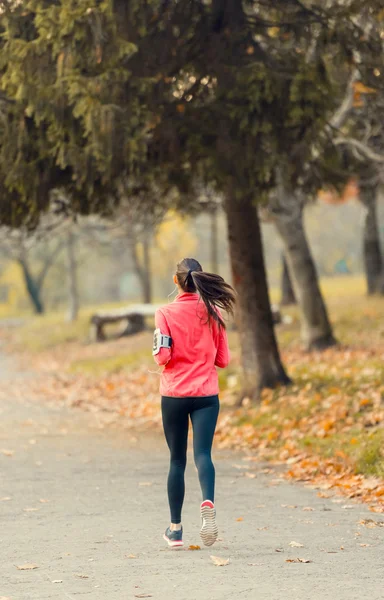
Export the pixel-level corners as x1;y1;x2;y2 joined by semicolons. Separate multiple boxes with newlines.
334;137;384;164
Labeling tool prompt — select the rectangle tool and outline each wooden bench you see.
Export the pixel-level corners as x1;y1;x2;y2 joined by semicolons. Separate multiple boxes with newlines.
90;304;163;342
90;303;283;342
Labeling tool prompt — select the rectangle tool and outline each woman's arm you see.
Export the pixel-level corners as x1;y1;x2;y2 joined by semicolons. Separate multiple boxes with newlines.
215;325;230;368
153;309;172;366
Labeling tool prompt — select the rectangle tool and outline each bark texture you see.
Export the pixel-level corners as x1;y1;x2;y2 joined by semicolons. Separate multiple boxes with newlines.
224;190;291;400
270;185;337;350
66;229;79;322
280;253;296;306
210;206;219;274
18;258;44;314
360;188;383;295
130;234;152;304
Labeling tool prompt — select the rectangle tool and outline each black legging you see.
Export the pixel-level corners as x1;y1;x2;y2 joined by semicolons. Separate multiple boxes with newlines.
161;395;220;524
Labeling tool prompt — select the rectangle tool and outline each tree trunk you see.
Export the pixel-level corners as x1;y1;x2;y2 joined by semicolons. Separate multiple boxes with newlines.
18;258;45;314
271;189;337;350
142;233;152;304
129;235;152;304
360;188;383;295
280;253;296;306
224;190;291;400
66;229;79;322
210;206;219;273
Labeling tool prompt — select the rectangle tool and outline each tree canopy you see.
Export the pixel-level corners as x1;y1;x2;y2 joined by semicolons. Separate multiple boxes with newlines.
0;1;383;227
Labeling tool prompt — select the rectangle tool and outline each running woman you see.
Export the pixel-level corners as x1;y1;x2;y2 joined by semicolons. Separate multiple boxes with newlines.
152;258;236;549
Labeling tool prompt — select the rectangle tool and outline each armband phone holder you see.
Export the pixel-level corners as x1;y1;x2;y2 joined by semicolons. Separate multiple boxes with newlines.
153;328;172;355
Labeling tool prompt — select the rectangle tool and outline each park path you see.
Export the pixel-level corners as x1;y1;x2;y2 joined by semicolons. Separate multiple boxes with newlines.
0;351;383;600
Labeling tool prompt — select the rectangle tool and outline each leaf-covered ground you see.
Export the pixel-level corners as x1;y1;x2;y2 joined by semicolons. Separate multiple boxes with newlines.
1;291;383;513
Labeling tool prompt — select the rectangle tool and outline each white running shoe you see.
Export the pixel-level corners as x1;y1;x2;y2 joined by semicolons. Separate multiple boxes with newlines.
200;500;218;547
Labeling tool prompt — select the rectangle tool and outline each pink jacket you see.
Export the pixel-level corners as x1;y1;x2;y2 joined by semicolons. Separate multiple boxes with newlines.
154;292;230;397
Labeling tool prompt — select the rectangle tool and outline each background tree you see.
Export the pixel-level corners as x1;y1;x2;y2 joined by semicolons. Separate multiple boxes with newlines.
0;226;64;314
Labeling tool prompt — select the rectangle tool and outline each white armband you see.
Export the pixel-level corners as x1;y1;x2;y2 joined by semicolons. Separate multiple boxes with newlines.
152;328;172;355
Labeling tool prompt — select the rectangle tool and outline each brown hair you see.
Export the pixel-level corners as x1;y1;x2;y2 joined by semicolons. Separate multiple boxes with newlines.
176;258;236;328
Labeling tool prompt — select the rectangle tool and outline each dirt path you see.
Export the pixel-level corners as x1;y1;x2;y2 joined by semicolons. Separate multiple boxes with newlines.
0;354;382;600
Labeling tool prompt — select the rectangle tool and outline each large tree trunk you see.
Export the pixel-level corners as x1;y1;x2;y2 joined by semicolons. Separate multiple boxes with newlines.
224;191;291;400
360;188;383;295
280;253;296;306
271;189;337;350
66;229;79;322
18;258;45;314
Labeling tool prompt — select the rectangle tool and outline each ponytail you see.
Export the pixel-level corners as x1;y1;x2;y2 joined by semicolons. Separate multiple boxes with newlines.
176;258;236;328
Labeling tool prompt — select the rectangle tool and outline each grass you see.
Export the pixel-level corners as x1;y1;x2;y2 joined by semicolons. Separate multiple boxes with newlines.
70;349;152;375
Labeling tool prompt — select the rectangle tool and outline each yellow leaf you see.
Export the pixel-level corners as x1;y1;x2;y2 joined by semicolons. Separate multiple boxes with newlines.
267;27;280;38
236;517;244;522
353;81;377;95
210;555;230;567
176;104;185;114
1;449;14;457
17;564;39;570
188;545;201;551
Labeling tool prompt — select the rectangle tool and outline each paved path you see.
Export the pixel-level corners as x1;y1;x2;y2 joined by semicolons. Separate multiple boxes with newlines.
0;354;383;600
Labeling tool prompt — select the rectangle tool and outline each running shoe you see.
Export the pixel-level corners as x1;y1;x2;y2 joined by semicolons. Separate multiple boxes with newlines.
200;500;218;547
163;526;184;548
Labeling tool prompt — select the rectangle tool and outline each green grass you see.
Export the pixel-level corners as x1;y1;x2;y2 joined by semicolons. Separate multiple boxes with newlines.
5;301;139;352
298;430;384;478
70;350;152;375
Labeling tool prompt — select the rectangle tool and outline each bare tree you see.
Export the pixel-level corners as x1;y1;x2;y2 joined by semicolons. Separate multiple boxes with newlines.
0;225;65;314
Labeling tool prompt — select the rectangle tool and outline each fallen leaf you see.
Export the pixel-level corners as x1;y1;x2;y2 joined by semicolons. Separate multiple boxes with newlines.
275;548;284;553
359;543;370;547
39;499;50;503
286;558;313;564
281;504;297;509
245;472;256;479
52;580;63;584
0;497;11;501
210;555;230;567
236;517;244;522
340;546;344;550
188;545;201;551
289;541;304;548
138;482;153;487
303;507;315;512
342;505;355;510
17;564;38;570
1;449;14;457
126;554;137;559
75;574;89;579
134;595;153;598
0;597;12;600
24;507;40;512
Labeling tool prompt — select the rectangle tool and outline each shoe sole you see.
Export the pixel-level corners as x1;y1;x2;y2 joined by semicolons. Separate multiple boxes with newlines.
163;534;184;548
200;505;218;547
